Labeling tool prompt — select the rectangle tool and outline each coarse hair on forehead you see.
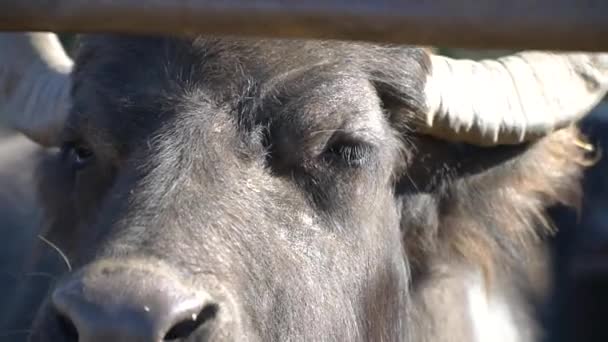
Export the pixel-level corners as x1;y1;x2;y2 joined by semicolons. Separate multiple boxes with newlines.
66;34;431;163
71;35;430;105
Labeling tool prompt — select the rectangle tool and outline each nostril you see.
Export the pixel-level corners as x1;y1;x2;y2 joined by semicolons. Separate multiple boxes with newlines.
163;304;219;341
50;265;226;340
56;312;79;341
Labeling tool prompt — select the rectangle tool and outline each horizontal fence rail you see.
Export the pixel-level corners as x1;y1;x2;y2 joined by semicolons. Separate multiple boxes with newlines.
0;0;607;51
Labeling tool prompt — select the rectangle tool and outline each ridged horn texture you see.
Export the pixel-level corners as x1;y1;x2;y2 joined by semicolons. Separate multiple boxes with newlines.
0;32;73;147
424;52;608;146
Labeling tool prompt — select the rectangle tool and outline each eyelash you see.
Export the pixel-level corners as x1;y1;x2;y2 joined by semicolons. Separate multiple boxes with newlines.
323;140;371;167
262;128;372;171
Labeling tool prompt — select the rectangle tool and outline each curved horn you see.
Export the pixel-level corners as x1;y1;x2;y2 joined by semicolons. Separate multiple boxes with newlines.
0;32;73;146
424;52;608;146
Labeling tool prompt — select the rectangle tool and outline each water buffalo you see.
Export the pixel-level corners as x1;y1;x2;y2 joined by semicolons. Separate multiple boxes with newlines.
1;32;607;342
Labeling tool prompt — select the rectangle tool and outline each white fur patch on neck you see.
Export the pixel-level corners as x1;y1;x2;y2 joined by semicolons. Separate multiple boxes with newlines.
467;273;519;342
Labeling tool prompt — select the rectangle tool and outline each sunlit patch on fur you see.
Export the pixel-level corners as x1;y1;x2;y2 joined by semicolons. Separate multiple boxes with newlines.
467;272;518;342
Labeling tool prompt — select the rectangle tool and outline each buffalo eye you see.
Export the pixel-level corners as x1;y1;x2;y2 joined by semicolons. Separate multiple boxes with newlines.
322;135;372;168
61;142;94;170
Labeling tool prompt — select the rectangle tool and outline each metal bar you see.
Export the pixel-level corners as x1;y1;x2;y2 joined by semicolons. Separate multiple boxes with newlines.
0;0;607;51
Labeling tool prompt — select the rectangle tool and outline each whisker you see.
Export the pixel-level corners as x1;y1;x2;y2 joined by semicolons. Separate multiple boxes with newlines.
37;235;72;272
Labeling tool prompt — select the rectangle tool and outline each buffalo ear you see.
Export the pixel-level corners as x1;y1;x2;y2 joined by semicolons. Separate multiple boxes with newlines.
393;125;590;281
364;45;431;127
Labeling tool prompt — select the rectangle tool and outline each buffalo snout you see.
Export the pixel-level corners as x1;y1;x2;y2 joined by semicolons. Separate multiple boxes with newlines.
48;260;224;342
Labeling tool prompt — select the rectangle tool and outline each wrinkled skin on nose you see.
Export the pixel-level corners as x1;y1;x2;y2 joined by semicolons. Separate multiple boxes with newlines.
29;36;419;341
